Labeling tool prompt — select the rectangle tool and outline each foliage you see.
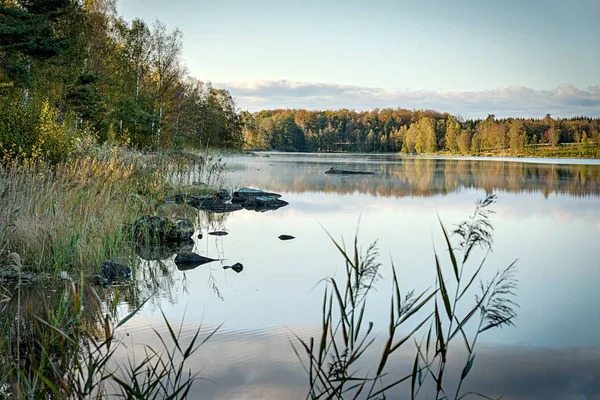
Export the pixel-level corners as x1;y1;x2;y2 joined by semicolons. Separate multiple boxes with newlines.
242;109;600;157
0;0;243;164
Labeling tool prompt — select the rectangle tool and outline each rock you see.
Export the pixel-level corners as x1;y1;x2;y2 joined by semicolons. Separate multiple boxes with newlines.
200;202;243;213
99;260;131;285
164;188;288;213
325;167;374;175
163;191;241;213
231;188;288;212
223;262;243;273
278;234;295;241
208;231;228;236
215;188;232;201
170;217;195;241
244;196;289;212
197;233;203;239
133;215;195;244
232;188;282;203
174;251;217;270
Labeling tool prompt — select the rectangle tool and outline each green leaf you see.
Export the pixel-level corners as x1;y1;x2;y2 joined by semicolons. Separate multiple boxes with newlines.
461;354;476;380
435;254;452;320
439;216;459;281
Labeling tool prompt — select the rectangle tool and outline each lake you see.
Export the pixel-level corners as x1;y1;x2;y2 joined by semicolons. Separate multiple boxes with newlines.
113;153;600;399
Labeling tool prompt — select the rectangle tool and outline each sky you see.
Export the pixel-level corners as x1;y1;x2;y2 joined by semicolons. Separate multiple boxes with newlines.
117;0;600;118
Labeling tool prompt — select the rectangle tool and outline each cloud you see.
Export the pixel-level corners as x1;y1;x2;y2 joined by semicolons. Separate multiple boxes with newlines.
217;80;600;118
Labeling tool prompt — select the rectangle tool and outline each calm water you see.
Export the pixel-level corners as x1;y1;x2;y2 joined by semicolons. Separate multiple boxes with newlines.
113;153;600;399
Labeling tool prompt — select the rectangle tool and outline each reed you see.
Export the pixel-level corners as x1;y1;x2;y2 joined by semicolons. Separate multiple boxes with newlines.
292;194;519;399
0;146;225;275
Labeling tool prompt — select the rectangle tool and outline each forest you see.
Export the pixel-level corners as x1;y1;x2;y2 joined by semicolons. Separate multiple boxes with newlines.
242;109;600;157
1;0;243;164
1;0;598;161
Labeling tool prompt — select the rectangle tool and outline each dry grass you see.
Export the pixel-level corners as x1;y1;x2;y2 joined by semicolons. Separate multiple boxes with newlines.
0;146;225;275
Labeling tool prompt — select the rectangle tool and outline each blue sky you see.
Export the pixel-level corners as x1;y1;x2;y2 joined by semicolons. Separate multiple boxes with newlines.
117;0;600;117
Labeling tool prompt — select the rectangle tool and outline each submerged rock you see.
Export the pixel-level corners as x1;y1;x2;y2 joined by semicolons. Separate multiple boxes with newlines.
325;167;374;175
97;260;131;285
223;262;243;273
278;234;295;241
174;251;218;270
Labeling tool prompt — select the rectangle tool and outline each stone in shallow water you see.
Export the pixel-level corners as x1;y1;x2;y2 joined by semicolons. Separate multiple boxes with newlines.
223;262;243;273
99;260;131;285
278;234;295;241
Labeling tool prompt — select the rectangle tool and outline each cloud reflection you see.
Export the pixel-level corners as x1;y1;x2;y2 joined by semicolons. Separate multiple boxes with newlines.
113;321;600;400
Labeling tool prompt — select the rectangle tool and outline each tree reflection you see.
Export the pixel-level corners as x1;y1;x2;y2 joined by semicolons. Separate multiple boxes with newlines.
228;157;600;198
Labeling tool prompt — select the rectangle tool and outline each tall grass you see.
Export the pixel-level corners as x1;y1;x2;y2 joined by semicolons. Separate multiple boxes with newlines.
0;146;225;275
0;275;217;398
292;194;519;399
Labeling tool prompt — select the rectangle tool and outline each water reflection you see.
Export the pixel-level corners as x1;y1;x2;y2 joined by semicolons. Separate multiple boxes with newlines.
226;154;600;198
109;154;600;398
114;319;600;400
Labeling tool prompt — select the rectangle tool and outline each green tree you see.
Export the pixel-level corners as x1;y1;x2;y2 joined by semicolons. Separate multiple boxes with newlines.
580;132;589;155
508;119;526;154
445;117;460;152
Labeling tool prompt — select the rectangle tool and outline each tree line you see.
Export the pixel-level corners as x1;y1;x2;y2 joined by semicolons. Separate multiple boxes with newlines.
242;109;600;156
1;0;243;163
2;0;598;162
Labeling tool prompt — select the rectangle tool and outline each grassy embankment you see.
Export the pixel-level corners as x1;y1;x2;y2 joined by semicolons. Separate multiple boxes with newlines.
458;142;600;158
